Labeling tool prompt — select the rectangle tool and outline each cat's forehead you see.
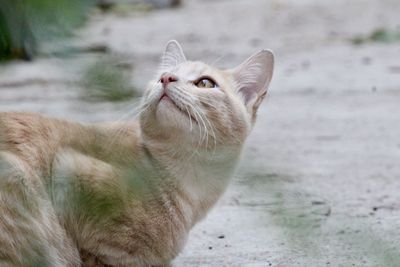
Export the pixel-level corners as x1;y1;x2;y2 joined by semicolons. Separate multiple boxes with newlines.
172;61;221;81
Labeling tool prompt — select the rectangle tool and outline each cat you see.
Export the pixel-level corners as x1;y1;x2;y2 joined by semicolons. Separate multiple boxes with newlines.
0;40;274;266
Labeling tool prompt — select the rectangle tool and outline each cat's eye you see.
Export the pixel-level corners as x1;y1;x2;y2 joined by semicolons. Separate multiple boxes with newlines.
194;78;217;89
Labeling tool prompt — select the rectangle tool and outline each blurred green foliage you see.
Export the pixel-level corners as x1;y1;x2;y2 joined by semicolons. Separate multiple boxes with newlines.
0;0;139;102
0;0;95;61
351;28;400;45
81;56;137;102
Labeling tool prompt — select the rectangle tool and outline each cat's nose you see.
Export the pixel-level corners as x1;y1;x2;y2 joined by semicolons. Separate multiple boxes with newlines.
159;73;178;87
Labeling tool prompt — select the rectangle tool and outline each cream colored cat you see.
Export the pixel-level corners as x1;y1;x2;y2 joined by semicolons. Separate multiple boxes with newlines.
0;40;274;266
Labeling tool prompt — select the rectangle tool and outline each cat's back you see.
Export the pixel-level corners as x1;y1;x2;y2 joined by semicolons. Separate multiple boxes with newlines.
0;111;56;149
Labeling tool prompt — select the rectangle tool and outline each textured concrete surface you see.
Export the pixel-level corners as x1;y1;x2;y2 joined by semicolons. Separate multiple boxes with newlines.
1;0;400;266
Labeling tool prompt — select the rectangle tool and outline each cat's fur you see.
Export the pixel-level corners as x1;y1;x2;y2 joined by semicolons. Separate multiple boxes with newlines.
0;41;274;266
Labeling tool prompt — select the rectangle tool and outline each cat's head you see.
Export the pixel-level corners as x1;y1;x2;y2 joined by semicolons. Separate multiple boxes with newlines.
140;40;274;152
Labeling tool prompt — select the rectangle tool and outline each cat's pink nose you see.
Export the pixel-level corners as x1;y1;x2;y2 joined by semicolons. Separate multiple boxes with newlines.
159;73;178;87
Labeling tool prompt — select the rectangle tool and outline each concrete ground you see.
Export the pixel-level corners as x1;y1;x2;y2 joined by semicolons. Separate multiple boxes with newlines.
1;0;400;266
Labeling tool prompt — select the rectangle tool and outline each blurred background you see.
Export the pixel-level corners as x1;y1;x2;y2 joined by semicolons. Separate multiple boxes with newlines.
1;0;400;266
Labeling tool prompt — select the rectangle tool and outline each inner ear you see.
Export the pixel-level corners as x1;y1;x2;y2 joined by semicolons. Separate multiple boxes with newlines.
233;50;274;107
159;40;187;71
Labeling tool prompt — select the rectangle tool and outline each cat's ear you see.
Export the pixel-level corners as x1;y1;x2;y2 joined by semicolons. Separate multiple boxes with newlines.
159;40;187;71
232;50;274;116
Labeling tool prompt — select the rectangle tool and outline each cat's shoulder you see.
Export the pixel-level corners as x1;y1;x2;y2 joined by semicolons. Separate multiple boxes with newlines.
0;111;45;123
0;112;72;149
0;112;67;137
0;111;78;128
0;112;47;136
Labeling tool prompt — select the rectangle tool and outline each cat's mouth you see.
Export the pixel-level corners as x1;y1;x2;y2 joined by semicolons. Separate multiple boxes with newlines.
159;93;198;124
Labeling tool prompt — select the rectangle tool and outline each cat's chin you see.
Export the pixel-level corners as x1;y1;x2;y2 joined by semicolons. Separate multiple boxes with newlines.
156;97;196;132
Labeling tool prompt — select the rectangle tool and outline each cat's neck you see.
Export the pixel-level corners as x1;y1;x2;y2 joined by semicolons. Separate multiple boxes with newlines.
142;138;241;225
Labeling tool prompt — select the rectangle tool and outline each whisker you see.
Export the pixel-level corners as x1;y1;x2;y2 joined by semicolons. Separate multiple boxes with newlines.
210;53;227;67
113;99;145;122
184;106;193;132
184;101;204;159
196;107;217;153
196;97;220;110
194;108;210;150
189;97;219;152
105;102;150;150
